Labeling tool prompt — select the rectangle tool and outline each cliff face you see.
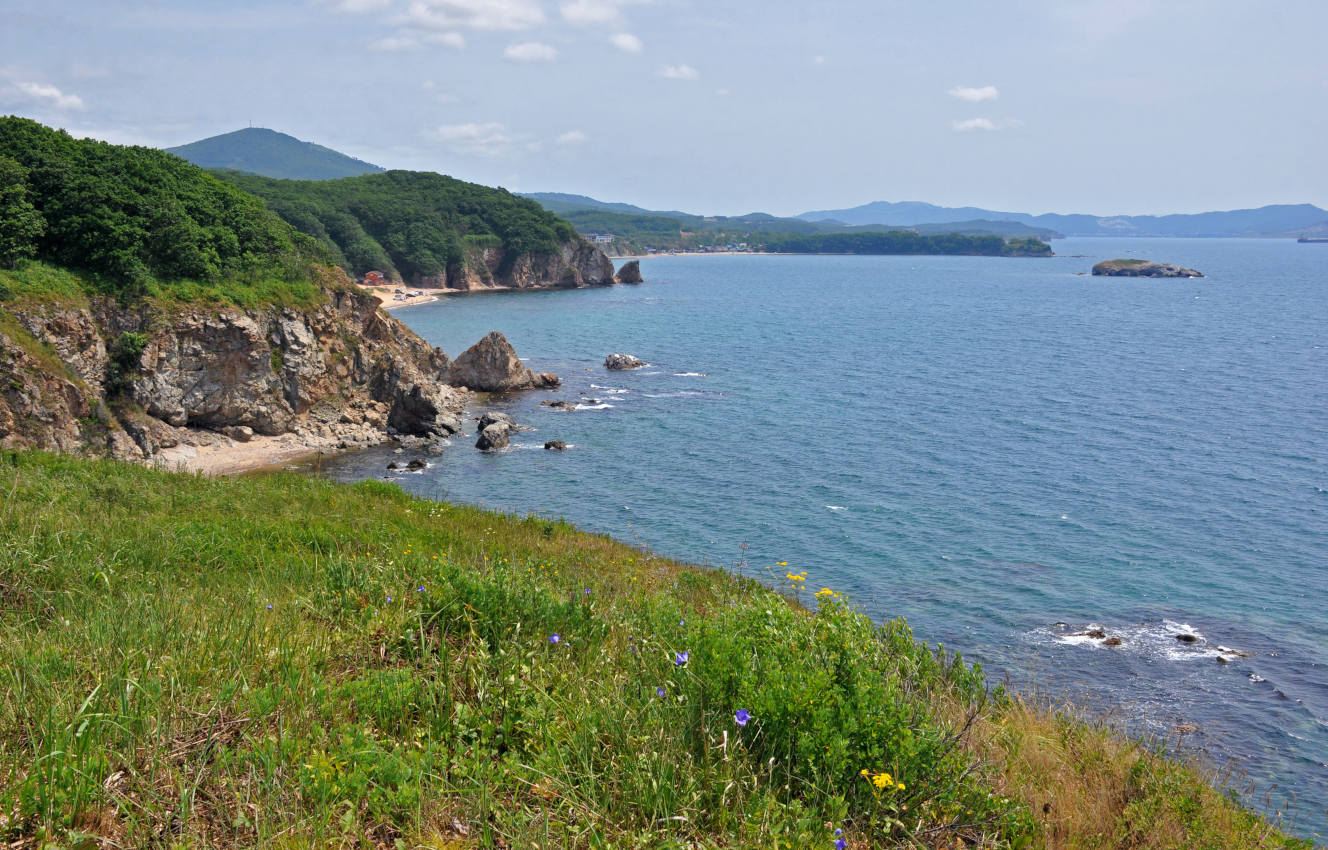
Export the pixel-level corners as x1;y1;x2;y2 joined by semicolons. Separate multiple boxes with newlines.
412;239;615;291
0;267;468;462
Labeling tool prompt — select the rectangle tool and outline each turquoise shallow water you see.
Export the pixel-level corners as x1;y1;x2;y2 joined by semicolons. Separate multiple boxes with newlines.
321;239;1328;835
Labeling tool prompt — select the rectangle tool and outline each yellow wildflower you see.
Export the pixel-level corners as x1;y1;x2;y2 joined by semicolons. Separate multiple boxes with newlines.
859;769;870;777
871;772;893;791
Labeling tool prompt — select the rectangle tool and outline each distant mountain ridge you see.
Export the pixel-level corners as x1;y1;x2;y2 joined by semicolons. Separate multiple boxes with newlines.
797;200;1328;237
165;128;384;180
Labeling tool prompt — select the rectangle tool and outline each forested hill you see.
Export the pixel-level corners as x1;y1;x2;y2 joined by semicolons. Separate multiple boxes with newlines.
166;127;384;181
0;116;324;297
217;171;581;281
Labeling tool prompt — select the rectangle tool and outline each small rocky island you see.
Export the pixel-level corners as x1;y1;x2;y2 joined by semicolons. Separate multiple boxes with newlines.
1091;259;1204;278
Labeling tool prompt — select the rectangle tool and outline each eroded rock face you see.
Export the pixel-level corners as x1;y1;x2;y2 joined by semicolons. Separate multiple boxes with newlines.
413;238;616;292
0;266;469;461
615;260;643;284
604;353;645;370
447;331;560;392
1091;259;1204;278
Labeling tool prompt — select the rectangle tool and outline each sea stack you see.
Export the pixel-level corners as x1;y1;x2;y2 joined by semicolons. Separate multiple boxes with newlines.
615;260;644;284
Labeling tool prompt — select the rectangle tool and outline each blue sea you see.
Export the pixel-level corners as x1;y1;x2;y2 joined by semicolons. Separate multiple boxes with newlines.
320;238;1328;836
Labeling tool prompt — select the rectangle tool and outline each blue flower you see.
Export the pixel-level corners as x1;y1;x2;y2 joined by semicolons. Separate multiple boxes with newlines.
835;839;847;850
417;585;425;592
266;604;272;610
656;686;666;698
679;618;685;626
549;634;560;644
386;596;393;603
584;587;591;595
834;828;842;836
734;708;750;727
674;650;689;666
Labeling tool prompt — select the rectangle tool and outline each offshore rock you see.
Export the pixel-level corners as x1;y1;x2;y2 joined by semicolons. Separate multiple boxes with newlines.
1091;259;1204;278
476;422;511;451
615;260;643;284
604;353;645;370
447;331;560;392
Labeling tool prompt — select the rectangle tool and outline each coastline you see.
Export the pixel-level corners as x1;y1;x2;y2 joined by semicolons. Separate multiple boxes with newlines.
155;429;372;476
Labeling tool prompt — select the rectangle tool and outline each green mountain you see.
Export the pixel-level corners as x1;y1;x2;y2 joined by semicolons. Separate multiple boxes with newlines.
798;199;1328;237
217;171;588;284
0;116;324;298
166;127;385;181
521;193;1057;254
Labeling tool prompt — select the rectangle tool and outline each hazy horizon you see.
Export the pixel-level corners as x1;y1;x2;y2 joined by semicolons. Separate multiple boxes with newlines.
2;0;1325;217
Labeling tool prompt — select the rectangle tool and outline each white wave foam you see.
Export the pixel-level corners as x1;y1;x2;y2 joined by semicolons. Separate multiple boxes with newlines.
826;505;847;511
1042;619;1227;662
673;372;708;377
589;385;630;394
575;403;614;410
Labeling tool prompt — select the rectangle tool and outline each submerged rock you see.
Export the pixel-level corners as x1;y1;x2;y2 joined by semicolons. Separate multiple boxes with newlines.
447;331;560;392
1091;259;1204;278
1175;633;1199;644
614;260;643;284
604;353;646;370
1103;637;1122;646
544;440;567;450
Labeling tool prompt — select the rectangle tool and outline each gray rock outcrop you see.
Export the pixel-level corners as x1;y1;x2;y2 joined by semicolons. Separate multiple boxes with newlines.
1;267;469;461
414;238;615;292
447;331;560;392
604;353;646;370
1091;259;1204;278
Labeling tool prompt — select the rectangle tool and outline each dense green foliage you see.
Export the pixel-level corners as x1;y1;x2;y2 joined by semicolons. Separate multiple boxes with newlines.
546;205;1054;256
218;170;579;281
0;452;1308;848
0;117;326;298
0;157;45;269
768;231;1053;257
165;127;385;181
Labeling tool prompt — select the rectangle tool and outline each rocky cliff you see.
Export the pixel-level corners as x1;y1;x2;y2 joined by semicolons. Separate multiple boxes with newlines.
411;239;615;292
0;267;473;462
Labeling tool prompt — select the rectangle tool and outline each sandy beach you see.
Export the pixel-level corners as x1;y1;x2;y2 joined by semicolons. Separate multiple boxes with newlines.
363;284;449;309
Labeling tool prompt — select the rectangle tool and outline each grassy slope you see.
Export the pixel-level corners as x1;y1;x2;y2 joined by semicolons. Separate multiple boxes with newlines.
0;452;1310;848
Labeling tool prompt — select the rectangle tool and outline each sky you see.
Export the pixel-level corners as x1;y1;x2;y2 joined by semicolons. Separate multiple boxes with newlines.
1;0;1325;217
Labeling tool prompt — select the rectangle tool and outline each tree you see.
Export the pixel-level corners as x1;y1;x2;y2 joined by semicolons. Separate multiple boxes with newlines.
0;156;46;269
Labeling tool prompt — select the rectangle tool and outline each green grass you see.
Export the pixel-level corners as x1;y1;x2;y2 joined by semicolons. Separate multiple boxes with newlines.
0;452;1312;848
0;260;324;311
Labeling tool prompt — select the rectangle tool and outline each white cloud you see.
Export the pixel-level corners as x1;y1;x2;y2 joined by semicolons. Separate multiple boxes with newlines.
433;122;539;157
948;85;999;102
610;32;642;53
814;55;825;65
560;0;623;25
14;81;84;110
397;0;544;32
951;117;1022;132
324;0;393;11
659;64;699;81
504;41;558;62
556;130;588;145
424;31;465;47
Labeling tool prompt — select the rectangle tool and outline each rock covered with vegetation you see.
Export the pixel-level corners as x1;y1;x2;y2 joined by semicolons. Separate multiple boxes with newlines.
0;119;478;459
218;170;615;291
1092;258;1204;277
0;451;1311;848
